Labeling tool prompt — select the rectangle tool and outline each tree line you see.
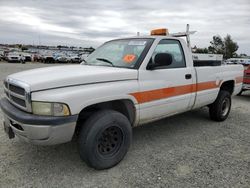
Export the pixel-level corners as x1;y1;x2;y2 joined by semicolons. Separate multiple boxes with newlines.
193;34;243;59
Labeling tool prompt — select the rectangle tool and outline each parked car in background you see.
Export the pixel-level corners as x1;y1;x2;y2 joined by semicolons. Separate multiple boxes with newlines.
55;56;68;63
68;55;81;63
6;53;25;63
22;53;32;62
33;53;43;62
42;55;55;64
226;58;250;65
238;65;250;95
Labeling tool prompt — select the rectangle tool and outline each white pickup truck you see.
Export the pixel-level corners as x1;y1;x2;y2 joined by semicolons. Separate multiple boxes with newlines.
0;28;243;169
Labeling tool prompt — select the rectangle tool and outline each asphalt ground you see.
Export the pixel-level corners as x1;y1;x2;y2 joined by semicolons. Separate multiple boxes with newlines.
0;62;249;188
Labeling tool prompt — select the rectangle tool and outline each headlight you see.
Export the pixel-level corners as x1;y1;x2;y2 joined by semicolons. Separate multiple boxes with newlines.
32;102;70;116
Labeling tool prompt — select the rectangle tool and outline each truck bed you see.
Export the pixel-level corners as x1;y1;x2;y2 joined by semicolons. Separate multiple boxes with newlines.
193;64;243;109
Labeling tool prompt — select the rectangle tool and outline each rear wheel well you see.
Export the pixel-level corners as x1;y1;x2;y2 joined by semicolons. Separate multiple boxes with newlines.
220;80;234;94
76;100;136;133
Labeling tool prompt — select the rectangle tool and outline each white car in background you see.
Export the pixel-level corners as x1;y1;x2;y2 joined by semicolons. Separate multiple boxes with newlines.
41;55;55;64
55;55;68;63
22;53;32;62
226;58;250;65
7;53;25;63
67;55;81;63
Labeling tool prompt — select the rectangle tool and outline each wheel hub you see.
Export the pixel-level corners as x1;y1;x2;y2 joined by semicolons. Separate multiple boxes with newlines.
97;126;123;156
221;98;230;116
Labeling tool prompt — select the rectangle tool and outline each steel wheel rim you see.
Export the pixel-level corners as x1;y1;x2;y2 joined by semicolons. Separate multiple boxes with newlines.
221;98;230;116
97;126;123;156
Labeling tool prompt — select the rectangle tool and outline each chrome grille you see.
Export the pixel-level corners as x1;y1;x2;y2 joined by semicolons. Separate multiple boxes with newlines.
10;95;26;107
9;84;25;95
4;78;31;112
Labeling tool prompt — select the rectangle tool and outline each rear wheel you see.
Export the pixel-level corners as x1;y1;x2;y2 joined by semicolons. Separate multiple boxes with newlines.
78;110;132;170
209;90;231;121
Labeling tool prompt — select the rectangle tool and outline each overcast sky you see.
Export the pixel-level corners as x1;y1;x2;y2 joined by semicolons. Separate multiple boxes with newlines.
0;0;249;54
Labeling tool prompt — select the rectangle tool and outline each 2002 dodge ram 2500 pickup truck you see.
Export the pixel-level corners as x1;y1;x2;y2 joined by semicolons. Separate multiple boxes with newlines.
0;28;243;169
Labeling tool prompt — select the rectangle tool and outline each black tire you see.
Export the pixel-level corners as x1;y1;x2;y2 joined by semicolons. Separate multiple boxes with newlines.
78;110;132;170
209;90;231;122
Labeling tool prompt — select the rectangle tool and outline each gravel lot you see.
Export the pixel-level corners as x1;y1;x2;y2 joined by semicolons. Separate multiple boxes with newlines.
0;62;249;188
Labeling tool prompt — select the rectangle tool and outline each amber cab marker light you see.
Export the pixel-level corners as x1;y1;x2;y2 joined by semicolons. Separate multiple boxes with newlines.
150;28;169;36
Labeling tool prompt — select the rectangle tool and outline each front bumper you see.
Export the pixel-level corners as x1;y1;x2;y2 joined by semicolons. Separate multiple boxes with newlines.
0;98;78;145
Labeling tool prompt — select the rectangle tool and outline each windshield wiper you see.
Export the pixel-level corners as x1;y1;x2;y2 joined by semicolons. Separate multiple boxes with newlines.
96;58;114;67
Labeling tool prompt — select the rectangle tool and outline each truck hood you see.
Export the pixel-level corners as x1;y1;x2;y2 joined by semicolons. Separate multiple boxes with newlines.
7;65;138;91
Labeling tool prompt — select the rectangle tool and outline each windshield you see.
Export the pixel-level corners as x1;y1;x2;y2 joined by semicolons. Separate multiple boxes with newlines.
82;38;153;69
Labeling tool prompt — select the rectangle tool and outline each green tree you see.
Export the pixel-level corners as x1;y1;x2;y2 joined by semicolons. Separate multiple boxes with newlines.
208;35;224;54
208;34;238;59
223;34;238;59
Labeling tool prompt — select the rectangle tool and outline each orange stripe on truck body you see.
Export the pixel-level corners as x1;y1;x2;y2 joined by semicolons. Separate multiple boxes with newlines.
131;84;196;104
130;80;219;104
196;81;219;91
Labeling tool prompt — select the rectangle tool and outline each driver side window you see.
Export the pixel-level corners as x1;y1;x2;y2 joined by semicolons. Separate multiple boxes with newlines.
152;39;186;69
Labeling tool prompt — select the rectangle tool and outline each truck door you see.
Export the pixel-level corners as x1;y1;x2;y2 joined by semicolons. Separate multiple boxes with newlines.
134;39;195;124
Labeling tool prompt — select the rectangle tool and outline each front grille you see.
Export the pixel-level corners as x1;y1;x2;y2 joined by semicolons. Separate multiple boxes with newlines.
4;79;31;112
9;84;25;95
10;94;26;107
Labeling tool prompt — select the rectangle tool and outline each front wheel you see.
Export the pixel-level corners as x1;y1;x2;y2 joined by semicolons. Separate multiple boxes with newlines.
78;110;132;170
209;90;231;122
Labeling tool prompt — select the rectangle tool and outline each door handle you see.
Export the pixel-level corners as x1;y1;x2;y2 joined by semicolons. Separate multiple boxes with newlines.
185;74;192;79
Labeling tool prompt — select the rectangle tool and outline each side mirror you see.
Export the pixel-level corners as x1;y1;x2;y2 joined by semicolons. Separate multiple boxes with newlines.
147;53;173;70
